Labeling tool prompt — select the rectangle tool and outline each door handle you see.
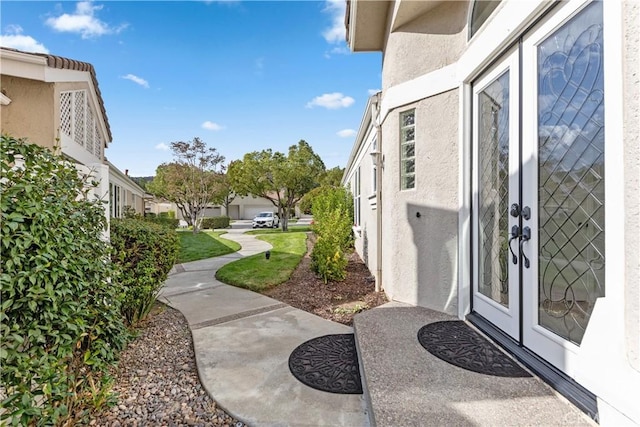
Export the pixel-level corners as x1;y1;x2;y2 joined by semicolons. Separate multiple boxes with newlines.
508;225;520;265
520;226;531;268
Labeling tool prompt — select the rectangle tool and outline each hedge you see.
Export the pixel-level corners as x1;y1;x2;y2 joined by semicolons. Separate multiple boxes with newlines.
110;218;179;325
0;135;128;425
201;216;230;230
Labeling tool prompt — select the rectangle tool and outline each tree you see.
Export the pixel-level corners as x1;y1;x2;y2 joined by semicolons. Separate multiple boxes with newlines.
147;137;225;233
218;163;237;216
319;166;345;187
228;140;325;231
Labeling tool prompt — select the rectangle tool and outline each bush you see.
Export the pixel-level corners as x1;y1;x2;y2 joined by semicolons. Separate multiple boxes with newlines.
145;216;179;229
201;216;230;230
110;218;179;326
310;187;354;283
0;135;128;425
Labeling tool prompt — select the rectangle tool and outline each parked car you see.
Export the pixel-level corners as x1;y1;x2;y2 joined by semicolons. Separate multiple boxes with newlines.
252;212;280;228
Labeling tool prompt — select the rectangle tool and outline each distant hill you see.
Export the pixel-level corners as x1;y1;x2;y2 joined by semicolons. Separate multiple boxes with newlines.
130;176;153;191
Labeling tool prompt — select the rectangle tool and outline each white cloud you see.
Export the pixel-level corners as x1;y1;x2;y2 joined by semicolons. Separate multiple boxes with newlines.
368;89;381;96
45;1;128;39
121;74;149;88
306;92;355;110
322;0;346;44
337;129;356;138
0;25;49;53
202;121;224;131
155;142;169;151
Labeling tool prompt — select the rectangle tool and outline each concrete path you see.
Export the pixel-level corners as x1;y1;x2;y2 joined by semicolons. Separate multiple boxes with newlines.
159;228;369;427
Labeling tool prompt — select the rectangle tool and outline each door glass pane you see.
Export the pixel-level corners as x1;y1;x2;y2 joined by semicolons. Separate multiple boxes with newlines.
537;1;604;345
478;70;510;306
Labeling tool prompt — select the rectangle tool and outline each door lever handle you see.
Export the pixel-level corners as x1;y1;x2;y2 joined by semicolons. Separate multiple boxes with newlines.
508;225;520;265
520;226;531;268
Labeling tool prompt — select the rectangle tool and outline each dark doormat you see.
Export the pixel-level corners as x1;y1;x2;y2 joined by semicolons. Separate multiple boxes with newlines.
288;334;363;394
417;321;532;378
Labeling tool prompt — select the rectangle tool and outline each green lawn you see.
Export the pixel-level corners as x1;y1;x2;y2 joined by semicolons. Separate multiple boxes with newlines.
245;225;312;235
177;230;241;263
215;231;308;292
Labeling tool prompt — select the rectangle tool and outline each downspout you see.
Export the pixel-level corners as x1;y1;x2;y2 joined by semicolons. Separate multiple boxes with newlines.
374;92;383;293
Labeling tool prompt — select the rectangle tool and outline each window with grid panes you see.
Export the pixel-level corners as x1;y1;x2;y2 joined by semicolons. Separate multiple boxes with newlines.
400;110;416;190
353;167;361;226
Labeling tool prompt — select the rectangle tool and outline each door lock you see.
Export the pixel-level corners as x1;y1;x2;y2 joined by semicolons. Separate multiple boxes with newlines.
510;203;531;220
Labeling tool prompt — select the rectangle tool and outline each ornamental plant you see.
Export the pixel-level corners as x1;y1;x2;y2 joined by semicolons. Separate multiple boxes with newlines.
110;218;179;325
310;187;354;283
0;135;128;425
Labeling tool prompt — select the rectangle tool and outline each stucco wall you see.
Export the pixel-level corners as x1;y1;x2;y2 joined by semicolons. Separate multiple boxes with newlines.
382;1;468;91
381;89;459;314
1;76;55;149
623;0;640;372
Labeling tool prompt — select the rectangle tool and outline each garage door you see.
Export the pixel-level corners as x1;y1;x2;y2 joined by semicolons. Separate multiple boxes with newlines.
243;206;275;220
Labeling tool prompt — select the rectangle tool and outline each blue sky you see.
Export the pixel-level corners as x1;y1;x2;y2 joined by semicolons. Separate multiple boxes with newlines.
1;1;381;176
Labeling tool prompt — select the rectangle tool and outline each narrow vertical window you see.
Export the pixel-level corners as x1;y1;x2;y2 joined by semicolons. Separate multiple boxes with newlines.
400;110;416;190
371;137;377;193
354;167;361;227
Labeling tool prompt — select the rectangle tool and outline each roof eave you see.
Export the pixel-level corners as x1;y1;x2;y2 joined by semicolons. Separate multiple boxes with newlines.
346;0;390;52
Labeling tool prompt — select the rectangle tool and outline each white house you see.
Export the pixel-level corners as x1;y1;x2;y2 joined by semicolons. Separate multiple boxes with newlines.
0;47;145;220
343;1;639;424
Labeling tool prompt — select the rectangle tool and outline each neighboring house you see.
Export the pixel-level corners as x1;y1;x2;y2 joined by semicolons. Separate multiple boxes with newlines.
224;195;279;220
107;161;146;218
343;1;638;425
0;47;142;221
145;198;177;217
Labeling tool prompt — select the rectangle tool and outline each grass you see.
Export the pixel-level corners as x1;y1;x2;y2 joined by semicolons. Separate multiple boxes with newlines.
177;230;241;263
245;225;312;235
216;231;308;292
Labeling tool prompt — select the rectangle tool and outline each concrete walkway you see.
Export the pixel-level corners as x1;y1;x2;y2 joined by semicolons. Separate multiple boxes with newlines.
159;228;369;427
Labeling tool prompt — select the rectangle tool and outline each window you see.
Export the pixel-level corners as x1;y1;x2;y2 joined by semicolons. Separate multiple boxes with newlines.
371;137;377;193
400;110;416;190
353;167;361;227
110;184;121;218
469;0;501;38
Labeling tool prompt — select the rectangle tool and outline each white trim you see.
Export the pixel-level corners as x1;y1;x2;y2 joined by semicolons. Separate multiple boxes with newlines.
380;63;458;124
457;82;472;320
0;92;11;105
458;1;554;83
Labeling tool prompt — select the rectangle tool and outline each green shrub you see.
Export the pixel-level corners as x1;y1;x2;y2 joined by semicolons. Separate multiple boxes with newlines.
201;216;230;230
310;187;354;282
311;235;348;283
144;216;179;229
110;218;179;326
0;135;128;425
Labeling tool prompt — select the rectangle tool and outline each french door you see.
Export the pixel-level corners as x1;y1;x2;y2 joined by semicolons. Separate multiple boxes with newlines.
472;0;605;377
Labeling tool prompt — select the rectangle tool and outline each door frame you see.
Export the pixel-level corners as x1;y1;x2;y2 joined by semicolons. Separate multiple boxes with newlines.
457;0;630;420
470;48;521;341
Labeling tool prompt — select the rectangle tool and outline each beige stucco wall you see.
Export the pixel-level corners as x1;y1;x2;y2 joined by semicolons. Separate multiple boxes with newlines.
1;76;55;149
623;0;639;372
381;89;459;314
382;1;468;91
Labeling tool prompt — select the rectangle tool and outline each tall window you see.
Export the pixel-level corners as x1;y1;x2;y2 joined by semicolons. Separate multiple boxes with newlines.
110;184;121;218
371;137;377;193
353;167;361;227
400;110;416;190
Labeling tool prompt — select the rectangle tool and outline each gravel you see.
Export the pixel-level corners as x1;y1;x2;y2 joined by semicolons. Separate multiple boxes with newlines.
90;303;247;427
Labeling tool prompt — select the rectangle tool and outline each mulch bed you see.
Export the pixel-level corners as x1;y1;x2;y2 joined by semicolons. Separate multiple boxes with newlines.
262;233;388;325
